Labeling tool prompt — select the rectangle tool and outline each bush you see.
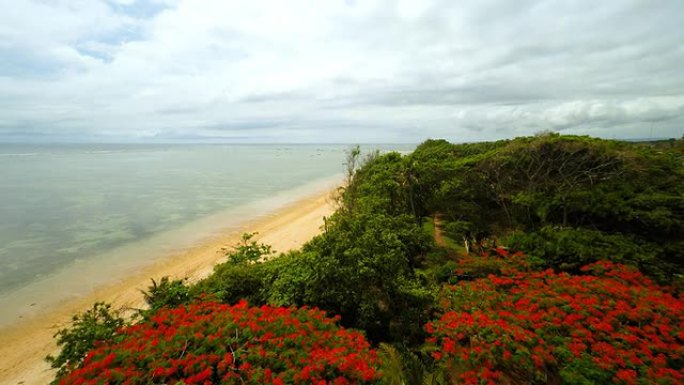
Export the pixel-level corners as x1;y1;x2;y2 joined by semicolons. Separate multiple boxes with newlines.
57;301;381;385
225;232;274;265
503;226;670;280
141;277;192;315
289;212;433;342
192;233;282;306
427;260;684;384
193;260;272;305
450;247;532;280
46;302;126;382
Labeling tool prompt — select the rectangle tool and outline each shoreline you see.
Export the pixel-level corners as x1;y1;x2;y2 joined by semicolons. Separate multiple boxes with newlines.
0;174;343;328
0;187;337;385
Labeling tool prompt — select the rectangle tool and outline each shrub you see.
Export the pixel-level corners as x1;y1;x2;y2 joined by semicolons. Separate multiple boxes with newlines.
427;260;684;384
46;302;126;382
192;260;271;305
451;247;532;280
57;300;382;385
225;232;274;265
141;277;192;315
290;212;433;342
504;226;657;272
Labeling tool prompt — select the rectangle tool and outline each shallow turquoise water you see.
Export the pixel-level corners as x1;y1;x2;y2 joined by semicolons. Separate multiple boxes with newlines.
0;143;411;300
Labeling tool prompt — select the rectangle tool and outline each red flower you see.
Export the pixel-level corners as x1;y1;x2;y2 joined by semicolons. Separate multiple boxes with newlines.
58;302;381;385
615;369;638;384
429;253;684;384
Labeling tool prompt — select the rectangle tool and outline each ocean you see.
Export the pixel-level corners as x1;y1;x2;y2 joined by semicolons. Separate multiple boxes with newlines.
0;143;411;326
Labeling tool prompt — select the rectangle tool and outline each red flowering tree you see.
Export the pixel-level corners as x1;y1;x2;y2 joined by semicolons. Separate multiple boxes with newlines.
58;301;381;385
427;252;684;384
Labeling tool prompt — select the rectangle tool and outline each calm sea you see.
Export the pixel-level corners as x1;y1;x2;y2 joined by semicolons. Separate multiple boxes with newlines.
0;143;411;325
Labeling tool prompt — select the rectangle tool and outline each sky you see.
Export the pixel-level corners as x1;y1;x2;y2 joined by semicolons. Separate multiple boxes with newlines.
0;0;683;143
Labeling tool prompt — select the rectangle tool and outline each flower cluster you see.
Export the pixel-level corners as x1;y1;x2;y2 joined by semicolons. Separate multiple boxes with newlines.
58;300;381;385
427;258;684;384
452;247;531;279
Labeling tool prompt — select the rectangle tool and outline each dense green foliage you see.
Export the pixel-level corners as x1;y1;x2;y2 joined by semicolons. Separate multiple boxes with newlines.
196;154;434;342
140;276;192;315
50;135;684;384
409;134;684;284
225;232;274;264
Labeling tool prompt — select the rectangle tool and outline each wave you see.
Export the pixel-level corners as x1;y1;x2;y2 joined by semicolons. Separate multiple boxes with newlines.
0;153;39;157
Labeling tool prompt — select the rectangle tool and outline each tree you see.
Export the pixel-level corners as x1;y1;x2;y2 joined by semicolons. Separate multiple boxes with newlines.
336;145;362;215
428;258;684;384
225;232;273;264
398;158;420;224
56;301;382;385
409;135;684;283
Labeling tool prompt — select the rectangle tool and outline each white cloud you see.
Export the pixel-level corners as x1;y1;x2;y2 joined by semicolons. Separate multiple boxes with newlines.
1;0;683;142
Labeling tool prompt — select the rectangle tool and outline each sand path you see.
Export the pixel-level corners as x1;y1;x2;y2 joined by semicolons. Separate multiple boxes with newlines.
0;190;336;385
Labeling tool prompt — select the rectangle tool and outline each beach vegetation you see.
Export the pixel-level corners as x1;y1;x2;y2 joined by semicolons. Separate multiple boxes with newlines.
225;232;274;265
46;302;126;382
427;252;684;385
55;301;381;385
408;134;684;285
49;134;684;384
197;210;433;344
192;255;275;305
140;277;192;315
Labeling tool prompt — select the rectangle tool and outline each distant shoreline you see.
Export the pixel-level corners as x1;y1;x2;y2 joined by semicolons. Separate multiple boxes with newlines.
0;185;337;385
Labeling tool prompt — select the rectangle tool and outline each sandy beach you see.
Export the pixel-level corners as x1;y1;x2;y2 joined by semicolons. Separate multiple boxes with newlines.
0;189;336;385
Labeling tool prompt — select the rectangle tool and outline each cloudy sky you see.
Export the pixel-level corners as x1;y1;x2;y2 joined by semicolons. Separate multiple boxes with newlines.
1;0;682;143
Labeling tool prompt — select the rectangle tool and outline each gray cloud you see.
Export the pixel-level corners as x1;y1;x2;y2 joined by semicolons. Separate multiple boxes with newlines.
0;0;682;143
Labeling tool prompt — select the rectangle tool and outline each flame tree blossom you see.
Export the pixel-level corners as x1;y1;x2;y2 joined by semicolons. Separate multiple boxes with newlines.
58;301;381;385
427;252;684;385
